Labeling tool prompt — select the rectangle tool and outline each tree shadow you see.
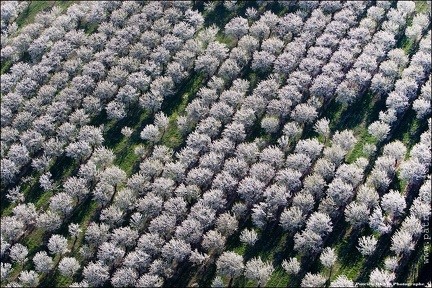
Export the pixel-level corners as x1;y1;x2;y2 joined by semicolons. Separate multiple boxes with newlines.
165;260;199;288
338;92;378;131
355;232;392;283
335;229;363;270
390;108;428;150
49;155;75;182
395;236;427;284
243;223;286;262
197;260;218;287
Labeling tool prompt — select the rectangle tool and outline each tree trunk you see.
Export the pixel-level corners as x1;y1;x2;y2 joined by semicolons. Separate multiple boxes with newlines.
109;184;118;205
71;236;77;252
228;276;233;287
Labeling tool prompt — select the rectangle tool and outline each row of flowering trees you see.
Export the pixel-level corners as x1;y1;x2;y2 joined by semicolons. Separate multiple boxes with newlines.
1;1;431;287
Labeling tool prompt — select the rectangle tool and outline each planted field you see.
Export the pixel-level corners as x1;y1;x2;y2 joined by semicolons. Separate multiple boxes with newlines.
1;1;431;287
